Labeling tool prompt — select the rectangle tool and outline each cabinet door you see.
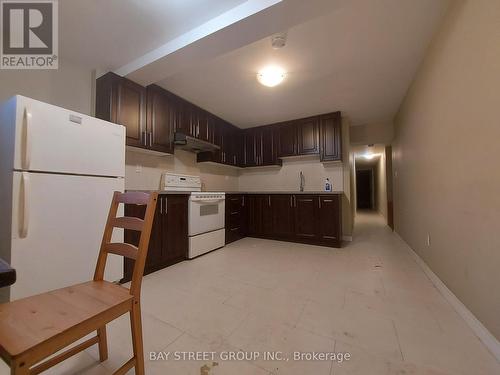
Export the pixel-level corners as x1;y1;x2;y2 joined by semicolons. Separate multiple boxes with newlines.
294;195;318;240
175;99;195;137
278;122;297;157
317;195;341;246
298;117;319;155
320;112;342;162
244;129;258;166
261;195;273;236
196;109;209;141
261;126;276;165
162;195;189;263
226;194;245;244
123;199;162;281
271;195;295;239
146;86;174;153
246;195;260;236
116;78;147;148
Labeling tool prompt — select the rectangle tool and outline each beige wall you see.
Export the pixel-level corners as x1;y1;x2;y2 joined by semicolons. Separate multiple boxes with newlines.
350;122;394;146
0;60;94;115
375;152;388;220
393;0;500;340
125;149;239;191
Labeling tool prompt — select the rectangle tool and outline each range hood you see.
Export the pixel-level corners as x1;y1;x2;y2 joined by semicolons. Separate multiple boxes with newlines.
173;132;220;153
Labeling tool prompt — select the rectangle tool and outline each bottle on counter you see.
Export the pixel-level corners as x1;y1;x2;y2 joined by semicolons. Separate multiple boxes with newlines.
325;178;332;192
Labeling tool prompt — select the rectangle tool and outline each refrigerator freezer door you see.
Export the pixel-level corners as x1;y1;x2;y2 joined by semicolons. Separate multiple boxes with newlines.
10;171;124;300
11;96;125;177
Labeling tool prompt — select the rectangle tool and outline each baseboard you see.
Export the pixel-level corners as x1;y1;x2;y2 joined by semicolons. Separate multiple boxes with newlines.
342;235;353;242
394;233;500;362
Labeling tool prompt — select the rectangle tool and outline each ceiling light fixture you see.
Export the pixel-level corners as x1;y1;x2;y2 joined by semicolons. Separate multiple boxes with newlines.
257;65;286;87
363;153;375;160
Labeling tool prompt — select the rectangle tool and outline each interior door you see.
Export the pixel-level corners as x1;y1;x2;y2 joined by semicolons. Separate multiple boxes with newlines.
10;172;123;300
356;169;373;209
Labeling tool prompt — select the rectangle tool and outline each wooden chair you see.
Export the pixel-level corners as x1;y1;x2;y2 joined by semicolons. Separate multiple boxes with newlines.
0;191;158;375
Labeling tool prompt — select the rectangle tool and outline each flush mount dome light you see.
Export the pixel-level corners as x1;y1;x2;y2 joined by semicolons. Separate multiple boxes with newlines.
257;66;286;87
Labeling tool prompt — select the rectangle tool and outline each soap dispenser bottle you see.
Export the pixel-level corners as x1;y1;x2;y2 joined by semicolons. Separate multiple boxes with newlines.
325;178;332;192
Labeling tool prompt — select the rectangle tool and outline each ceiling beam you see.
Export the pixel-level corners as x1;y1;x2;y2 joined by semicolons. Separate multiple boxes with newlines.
114;0;348;86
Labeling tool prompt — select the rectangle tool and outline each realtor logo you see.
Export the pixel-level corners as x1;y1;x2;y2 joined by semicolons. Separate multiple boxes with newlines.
1;0;58;69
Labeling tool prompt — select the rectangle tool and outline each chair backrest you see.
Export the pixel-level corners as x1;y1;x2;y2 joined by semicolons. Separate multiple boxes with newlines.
93;191;158;298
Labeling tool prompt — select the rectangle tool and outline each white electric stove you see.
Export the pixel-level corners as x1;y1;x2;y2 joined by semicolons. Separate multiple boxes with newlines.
162;173;225;258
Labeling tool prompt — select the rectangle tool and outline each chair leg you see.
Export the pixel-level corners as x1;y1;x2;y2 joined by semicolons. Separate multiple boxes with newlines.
10;359;29;375
97;325;108;362
130;301;145;375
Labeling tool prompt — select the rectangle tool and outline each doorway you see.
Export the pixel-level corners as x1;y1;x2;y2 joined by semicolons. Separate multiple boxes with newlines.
356;169;374;210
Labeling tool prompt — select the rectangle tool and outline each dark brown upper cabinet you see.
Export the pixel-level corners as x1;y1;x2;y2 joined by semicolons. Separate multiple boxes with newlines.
96;72;146;148
297;117;319;155
146;85;175;154
243;126;281;167
277;116;321;158
277;121;297;157
320;111;342;162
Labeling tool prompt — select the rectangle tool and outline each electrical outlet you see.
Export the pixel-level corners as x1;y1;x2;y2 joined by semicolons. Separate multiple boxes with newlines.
426;234;431;247
135;164;142;173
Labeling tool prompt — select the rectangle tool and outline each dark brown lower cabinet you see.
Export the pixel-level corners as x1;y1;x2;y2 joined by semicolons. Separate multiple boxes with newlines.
238;193;342;248
123;194;188;282
294;195;318;240
246;195;273;237
225;194;246;244
317;195;341;245
271;195;295;240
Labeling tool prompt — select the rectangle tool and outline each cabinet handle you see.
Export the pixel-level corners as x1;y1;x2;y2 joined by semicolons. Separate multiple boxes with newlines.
290;196;293;207
242;196;245;207
149;132;153;147
323;199;333;202
294;195;296;207
268;196;271;207
233;155;236;164
160;197;163;214
319;199;321;209
142;131;147;146
164;197;167;214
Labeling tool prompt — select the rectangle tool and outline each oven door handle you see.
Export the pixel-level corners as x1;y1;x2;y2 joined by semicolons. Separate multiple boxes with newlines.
191;198;225;204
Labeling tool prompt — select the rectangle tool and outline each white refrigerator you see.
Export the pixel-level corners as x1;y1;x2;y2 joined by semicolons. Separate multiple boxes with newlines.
0;96;125;302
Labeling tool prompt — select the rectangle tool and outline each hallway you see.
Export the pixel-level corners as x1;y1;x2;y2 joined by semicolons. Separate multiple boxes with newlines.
339;212;499;374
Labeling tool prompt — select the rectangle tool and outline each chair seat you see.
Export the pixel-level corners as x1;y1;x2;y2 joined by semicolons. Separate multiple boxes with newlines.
0;281;133;359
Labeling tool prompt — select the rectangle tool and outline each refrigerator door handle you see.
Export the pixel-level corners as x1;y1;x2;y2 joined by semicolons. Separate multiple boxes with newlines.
20;172;30;238
23;108;32;170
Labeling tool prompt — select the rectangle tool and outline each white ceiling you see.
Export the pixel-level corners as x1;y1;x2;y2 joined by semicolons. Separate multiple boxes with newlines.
59;0;246;70
156;0;450;127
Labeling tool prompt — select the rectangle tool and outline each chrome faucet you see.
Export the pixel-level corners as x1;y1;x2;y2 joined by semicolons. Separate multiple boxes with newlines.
299;171;305;192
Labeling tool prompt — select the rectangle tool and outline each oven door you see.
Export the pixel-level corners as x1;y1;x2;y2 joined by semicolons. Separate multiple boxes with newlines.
189;198;225;236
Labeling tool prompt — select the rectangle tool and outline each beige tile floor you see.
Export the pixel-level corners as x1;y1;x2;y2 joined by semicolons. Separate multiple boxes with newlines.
1;212;499;374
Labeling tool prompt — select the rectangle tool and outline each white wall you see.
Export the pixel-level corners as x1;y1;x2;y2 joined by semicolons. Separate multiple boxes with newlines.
0;60;94;115
393;0;500;340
